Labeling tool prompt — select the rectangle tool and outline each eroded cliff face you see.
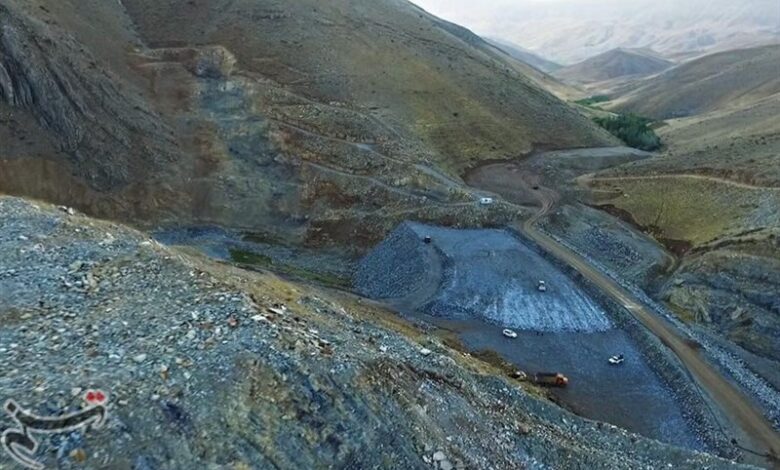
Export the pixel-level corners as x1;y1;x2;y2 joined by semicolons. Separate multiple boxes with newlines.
663;236;780;362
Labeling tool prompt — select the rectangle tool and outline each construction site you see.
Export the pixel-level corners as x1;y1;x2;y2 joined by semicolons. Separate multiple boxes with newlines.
355;221;708;450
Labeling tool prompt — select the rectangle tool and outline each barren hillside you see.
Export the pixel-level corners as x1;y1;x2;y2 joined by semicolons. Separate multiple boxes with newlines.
0;0;615;252
583;46;780;365
486;38;562;73
554;48;673;84
610;45;780;119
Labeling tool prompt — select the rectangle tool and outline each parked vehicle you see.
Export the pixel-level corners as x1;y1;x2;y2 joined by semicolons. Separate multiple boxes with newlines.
502;328;518;339
537;280;547;292
479;197;494;205
534;372;569;387
609;354;625;365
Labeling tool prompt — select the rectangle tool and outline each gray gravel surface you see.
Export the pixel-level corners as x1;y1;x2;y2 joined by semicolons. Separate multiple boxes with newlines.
358;222;612;332
0;197;754;469
543;228;780;436
355;221;731;454
540;204;670;287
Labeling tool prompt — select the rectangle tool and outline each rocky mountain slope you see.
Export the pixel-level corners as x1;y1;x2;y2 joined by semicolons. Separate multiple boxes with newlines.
554;48;673;85
486;38;562;73
0;0;615;253
0;196;752;469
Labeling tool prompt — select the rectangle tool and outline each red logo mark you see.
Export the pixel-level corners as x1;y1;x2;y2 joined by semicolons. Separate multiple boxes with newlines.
83;390;107;406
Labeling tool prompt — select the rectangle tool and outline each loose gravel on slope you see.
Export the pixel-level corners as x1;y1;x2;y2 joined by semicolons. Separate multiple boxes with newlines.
1;197;752;469
358;222;612;332
355;221;714;451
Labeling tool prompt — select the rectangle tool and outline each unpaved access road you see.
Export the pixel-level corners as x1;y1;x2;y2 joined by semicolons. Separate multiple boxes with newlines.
500;153;780;467
578;173;780;192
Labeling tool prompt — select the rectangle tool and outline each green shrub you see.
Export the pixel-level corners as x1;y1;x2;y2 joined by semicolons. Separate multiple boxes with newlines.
574;95;610;107
593;114;662;151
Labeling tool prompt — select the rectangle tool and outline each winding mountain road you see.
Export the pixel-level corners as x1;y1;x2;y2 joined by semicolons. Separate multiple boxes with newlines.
516;165;780;467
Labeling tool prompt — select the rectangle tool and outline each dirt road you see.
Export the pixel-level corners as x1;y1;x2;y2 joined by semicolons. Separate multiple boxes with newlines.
578;173;780;191
518;172;780;467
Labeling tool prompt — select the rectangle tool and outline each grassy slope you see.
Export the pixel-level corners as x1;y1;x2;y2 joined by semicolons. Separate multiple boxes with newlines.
591;46;780;238
590;176;780;246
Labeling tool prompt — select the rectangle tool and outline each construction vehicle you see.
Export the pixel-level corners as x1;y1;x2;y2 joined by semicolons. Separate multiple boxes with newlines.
608;354;625;365
534;372;569;387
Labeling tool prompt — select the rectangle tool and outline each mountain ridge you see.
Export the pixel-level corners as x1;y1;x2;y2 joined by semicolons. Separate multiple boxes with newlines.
0;0;615;251
554;48;674;84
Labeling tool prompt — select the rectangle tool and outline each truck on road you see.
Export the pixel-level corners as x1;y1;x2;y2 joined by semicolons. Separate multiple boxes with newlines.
534;372;569;387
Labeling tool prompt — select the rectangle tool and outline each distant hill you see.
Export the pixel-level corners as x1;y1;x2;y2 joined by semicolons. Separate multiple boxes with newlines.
486;38;561;73
429;0;780;64
610;45;780;120
554;48;673;84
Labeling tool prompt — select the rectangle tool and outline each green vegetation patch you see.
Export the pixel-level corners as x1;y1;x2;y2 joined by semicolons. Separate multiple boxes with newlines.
593;114;662;151
575;95;610;107
229;249;350;288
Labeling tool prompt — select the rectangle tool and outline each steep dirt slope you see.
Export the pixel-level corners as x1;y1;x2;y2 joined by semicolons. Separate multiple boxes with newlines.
0;0;187;219
554;48;673;84
0;0;614;253
610;45;780;119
